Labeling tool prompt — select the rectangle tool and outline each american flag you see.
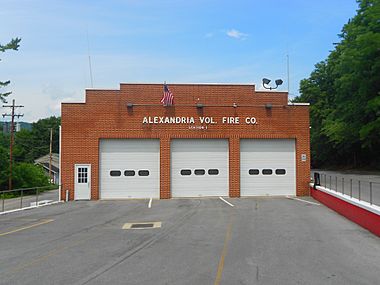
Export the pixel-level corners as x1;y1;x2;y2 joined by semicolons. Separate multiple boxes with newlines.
160;83;174;106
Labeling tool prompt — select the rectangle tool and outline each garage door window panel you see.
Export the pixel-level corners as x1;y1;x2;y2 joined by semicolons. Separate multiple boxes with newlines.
180;169;192;176
194;169;205;175
124;170;136;176
208;169;219;175
110;170;121;177
262;169;273;175
275;169;286;175
249;169;260;175
138;170;150;176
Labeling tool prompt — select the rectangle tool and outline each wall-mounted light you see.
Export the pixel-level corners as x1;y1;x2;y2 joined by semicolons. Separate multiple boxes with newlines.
196;103;204;109
265;103;273;109
127;103;134;108
233;103;238;108
262;78;283;90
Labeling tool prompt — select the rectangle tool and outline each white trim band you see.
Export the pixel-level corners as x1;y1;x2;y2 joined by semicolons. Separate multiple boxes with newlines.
288;102;310;106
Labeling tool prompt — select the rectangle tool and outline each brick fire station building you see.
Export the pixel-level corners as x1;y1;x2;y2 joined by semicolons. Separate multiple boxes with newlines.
61;83;310;200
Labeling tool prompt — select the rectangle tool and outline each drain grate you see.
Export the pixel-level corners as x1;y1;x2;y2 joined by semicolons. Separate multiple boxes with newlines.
131;223;154;229
122;222;162;230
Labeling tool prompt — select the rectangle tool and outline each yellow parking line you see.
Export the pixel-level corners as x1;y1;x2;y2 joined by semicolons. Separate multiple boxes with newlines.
8;232;104;275
0;219;54;237
214;219;233;285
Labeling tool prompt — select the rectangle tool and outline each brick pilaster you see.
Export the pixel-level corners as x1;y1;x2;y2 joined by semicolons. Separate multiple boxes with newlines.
229;136;240;197
160;137;171;199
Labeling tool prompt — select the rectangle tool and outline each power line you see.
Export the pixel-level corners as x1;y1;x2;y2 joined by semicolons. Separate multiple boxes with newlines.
2;99;24;190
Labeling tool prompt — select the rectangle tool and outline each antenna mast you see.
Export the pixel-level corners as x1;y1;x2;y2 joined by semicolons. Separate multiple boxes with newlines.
287;53;290;95
86;30;94;88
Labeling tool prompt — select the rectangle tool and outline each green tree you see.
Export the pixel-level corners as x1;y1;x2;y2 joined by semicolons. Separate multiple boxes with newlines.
10;117;61;163
0;117;61;190
0;38;21;103
13;129;33;163
294;0;380;168
12;163;49;189
28;116;60;160
0;145;9;188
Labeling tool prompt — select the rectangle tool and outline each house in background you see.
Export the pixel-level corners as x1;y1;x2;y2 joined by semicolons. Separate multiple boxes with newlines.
35;153;59;184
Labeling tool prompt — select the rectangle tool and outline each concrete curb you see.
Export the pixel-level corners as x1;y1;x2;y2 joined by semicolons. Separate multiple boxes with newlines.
310;185;380;237
0;201;64;216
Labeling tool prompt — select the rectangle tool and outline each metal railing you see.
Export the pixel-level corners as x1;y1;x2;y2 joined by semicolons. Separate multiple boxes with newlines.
313;173;380;207
1;185;61;213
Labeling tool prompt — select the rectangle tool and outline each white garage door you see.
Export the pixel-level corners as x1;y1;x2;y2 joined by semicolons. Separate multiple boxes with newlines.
171;139;229;197
240;139;296;196
99;139;160;199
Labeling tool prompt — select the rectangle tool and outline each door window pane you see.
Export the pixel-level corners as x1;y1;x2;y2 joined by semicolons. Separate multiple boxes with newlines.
275;169;286;175
78;167;88;183
180;169;192;175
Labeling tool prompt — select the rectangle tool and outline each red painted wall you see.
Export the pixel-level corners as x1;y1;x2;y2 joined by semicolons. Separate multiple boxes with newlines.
311;187;380;237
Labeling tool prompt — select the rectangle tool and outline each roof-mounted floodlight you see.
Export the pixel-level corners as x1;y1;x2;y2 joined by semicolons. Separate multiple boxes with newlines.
262;78;283;90
275;79;283;86
262;78;271;85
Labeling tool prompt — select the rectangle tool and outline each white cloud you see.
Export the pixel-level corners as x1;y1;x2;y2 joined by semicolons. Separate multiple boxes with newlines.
226;29;248;40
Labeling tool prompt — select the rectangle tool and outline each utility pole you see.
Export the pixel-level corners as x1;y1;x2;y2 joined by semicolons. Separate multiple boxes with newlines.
49;128;53;183
2;99;24;190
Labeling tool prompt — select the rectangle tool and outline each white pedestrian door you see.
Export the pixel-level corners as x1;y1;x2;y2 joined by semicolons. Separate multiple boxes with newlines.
74;164;91;200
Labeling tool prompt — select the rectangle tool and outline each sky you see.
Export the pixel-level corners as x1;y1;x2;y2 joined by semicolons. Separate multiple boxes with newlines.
0;0;358;122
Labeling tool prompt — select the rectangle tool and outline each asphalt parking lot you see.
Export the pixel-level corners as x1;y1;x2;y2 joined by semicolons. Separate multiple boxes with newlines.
0;197;379;285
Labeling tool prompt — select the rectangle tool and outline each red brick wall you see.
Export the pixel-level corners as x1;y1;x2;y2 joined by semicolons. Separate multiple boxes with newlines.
61;84;310;200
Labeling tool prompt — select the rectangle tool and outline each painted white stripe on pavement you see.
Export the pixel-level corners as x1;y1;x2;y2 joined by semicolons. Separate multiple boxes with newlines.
148;198;152;208
286;196;320;206
219;197;234;207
